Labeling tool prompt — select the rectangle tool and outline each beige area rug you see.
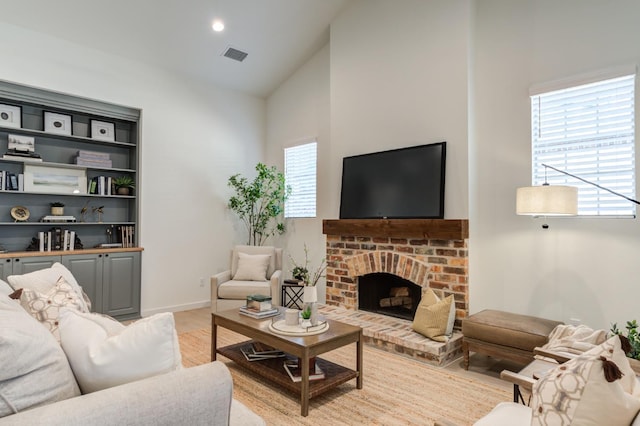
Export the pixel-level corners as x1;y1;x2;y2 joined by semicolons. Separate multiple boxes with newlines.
179;328;509;426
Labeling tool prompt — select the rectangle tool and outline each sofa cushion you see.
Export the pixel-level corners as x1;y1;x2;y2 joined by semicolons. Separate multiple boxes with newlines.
412;288;455;342
233;253;271;281
18;276;86;341
58;309;183;393
531;335;640;426
0;293;80;417
7;262;90;311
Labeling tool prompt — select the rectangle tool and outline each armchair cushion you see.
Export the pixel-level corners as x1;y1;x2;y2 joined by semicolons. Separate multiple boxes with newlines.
218;280;272;299
231;246;277;278
233;253;271;281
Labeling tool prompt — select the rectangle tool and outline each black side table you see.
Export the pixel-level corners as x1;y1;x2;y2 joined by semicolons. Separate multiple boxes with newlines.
281;281;305;309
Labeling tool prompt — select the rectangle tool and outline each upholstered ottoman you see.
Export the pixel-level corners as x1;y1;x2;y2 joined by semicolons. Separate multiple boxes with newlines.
462;309;562;370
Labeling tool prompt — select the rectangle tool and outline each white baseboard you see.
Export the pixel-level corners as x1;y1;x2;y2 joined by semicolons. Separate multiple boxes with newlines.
141;300;211;317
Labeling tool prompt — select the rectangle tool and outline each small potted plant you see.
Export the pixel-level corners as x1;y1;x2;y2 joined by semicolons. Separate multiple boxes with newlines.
113;176;135;195
50;202;65;216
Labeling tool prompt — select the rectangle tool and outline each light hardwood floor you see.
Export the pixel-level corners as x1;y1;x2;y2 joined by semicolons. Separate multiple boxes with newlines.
173;307;525;391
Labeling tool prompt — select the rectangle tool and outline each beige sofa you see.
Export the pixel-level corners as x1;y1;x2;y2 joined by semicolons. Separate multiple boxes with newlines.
0;276;264;426
0;362;264;425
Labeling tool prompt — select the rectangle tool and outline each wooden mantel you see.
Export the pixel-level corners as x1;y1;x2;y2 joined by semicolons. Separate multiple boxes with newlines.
322;219;469;240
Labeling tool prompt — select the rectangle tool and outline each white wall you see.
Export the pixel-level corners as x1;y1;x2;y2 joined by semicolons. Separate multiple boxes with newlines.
329;0;470;220
266;45;331;300
471;0;640;329
0;23;265;315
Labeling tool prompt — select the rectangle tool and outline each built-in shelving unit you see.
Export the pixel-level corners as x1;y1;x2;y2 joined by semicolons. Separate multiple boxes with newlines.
0;80;140;252
0;80;142;319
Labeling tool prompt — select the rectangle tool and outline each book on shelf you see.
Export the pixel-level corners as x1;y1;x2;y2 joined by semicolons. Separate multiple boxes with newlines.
238;306;279;319
251;342;284;355
40;215;77;223
2;154;43;162
77;150;111;160
240;344;285;362
94;243;123;248
283;359;325;382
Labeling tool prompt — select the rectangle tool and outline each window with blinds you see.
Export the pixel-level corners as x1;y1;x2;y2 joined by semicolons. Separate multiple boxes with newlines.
531;73;636;216
284;141;317;218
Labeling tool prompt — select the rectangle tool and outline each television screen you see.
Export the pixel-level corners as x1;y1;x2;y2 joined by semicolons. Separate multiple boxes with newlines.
339;142;446;219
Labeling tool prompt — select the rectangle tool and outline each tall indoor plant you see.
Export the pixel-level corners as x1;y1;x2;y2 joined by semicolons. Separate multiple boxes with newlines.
227;163;291;246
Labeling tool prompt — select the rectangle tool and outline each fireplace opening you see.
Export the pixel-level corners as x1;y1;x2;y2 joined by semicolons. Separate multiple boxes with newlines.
358;273;422;321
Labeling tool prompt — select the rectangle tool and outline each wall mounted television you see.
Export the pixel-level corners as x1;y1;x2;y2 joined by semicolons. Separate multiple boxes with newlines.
339;142;446;219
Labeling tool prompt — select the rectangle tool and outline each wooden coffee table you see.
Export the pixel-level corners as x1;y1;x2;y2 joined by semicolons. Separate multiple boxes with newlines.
211;307;363;416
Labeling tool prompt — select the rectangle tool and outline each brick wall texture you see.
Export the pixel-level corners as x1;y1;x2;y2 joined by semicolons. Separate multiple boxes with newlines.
325;234;468;326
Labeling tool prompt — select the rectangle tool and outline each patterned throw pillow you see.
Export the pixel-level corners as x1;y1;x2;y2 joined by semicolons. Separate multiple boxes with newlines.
19;276;87;341
7;262;91;312
531;335;640;425
411;288;455;342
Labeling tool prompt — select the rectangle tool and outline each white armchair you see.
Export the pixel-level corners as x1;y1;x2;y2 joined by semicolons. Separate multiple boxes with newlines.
210;245;282;313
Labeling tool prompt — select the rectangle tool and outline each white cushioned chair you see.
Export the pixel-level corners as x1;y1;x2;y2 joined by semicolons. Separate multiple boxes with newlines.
210;245;282;313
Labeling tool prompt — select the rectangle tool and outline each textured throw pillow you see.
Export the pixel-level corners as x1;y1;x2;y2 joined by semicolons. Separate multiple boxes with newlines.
0;293;80;417
7;262;90;312
531;335;640;426
233;253;271;281
58;309;183;393
18;276;86;341
412;288;455;342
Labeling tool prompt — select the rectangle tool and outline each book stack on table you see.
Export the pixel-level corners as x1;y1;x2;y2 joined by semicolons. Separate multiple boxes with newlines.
239;294;278;319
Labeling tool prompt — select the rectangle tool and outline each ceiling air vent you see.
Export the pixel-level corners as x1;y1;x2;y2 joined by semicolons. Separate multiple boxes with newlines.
222;47;248;62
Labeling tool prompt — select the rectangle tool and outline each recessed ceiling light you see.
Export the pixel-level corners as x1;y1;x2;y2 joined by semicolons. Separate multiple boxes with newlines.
212;19;224;32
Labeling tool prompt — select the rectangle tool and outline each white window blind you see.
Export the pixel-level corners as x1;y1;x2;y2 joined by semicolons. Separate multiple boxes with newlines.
284;141;317;218
531;73;636;216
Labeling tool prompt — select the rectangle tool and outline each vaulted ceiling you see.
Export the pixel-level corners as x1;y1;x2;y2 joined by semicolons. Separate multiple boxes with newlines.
1;0;352;97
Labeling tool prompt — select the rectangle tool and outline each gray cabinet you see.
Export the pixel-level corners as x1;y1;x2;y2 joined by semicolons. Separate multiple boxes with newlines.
1;255;59;280
62;251;140;320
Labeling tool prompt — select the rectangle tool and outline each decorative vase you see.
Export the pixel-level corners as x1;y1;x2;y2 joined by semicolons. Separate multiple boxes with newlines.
303;286;319;326
51;206;64;216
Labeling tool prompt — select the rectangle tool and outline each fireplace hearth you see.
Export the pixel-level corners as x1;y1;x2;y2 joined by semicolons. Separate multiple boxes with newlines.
358;273;422;321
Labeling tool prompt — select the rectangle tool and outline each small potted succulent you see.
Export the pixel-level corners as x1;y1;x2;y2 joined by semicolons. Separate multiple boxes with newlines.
50;202;65;216
113;176;135;195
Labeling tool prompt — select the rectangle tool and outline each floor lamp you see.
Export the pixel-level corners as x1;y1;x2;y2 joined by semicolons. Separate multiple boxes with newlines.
516;164;639;229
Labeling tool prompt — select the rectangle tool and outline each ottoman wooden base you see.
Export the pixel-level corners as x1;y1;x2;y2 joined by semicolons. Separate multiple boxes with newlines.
462;309;562;370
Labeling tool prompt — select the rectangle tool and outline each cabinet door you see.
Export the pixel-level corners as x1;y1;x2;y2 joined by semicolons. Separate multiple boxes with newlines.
61;254;103;313
0;259;13;281
12;256;60;275
102;251;140;320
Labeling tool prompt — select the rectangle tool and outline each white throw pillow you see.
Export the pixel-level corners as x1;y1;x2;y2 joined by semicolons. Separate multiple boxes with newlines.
531;335;640;425
58;309;183;393
0;293;80;417
7;262;90;311
19;276;86;341
232;253;271;281
0;279;12;296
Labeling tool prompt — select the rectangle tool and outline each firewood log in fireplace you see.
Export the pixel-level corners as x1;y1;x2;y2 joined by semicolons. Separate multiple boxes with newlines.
379;296;413;310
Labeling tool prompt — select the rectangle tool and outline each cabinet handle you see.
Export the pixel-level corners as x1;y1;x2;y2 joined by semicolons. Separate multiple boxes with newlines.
5;259;10;263
99;254;102;258
105;254;109;257
14;259;19;262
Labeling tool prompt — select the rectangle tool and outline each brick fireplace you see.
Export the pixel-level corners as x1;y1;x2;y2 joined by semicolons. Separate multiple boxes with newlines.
322;219;469;328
